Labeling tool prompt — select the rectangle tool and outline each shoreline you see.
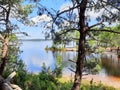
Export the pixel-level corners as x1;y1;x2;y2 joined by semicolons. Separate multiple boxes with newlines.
83;74;120;88
45;47;78;51
62;73;120;88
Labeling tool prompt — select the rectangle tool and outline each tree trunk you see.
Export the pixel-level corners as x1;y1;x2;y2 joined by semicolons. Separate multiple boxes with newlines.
0;6;11;75
0;36;9;75
71;32;86;90
71;0;87;90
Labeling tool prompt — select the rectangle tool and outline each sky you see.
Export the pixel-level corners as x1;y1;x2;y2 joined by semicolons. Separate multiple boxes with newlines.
18;0;69;39
17;0;117;39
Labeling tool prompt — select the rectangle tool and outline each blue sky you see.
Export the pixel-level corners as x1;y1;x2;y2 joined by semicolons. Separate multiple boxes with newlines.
18;0;70;39
17;0;114;39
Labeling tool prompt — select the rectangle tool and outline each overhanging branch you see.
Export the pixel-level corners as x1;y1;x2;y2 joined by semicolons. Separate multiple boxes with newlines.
0;5;8;13
89;29;120;34
57;28;79;36
87;32;107;43
57;1;94;17
102;0;120;11
57;4;82;16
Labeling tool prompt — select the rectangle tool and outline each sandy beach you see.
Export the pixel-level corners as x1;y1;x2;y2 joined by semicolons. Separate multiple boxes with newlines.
62;74;120;88
83;75;120;88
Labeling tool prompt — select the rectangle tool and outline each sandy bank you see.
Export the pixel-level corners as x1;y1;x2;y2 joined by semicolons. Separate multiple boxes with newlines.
62;74;120;88
83;75;120;88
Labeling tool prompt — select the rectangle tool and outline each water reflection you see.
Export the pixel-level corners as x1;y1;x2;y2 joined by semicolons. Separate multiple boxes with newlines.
101;52;120;77
19;40;120;78
20;40;77;74
20;40;55;73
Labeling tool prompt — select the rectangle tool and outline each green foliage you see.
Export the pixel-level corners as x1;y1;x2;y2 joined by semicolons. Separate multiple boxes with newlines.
19;4;33;17
84;58;102;74
54;54;64;78
9;34;18;41
0;0;34;28
28;73;58;90
28;75;41;90
80;83;116;90
85;25;120;54
59;82;72;90
58;81;117;90
0;0;22;5
41;63;52;74
24;68;59;90
91;25;120;48
86;40;98;52
2;25;120;90
3;52;118;90
52;30;78;48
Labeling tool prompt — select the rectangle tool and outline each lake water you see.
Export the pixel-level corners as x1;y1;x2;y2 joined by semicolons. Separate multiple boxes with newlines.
19;40;120;78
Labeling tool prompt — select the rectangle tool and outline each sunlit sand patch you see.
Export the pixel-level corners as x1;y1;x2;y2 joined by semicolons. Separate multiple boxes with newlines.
62;74;120;88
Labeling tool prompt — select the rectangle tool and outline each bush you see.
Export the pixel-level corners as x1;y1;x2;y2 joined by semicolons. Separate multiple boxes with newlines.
27;73;58;90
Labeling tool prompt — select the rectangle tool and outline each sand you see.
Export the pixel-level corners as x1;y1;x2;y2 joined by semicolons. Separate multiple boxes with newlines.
62;74;120;88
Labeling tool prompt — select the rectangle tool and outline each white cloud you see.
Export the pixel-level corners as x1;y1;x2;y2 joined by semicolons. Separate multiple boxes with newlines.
31;14;52;25
43;22;53;29
59;2;78;15
59;2;73;12
58;20;70;28
86;9;104;19
60;1;119;22
59;2;102;20
23;55;54;69
31;1;119;27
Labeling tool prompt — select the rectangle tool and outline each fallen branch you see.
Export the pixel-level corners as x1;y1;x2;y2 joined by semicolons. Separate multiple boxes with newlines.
5;71;16;83
3;83;13;90
10;84;22;90
0;71;22;90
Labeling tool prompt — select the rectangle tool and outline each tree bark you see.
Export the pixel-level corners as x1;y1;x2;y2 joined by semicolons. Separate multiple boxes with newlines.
0;36;9;75
71;0;88;90
0;5;11;75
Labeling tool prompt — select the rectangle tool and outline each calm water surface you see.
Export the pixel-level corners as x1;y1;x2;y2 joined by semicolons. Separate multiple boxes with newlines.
20;40;76;74
19;40;120;78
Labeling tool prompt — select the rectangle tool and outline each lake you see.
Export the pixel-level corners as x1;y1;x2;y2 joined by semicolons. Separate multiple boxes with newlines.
19;40;120;78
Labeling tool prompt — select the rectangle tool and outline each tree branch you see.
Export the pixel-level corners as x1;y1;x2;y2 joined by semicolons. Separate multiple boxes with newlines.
68;59;76;63
57;28;78;36
0;19;6;21
5;71;16;83
57;1;94;17
102;0;120;11
0;5;8;13
72;37;79;40
57;4;81;16
89;29;120;34
87;32;107;43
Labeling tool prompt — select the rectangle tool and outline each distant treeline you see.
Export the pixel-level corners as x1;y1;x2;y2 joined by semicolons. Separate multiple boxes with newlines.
18;39;52;41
